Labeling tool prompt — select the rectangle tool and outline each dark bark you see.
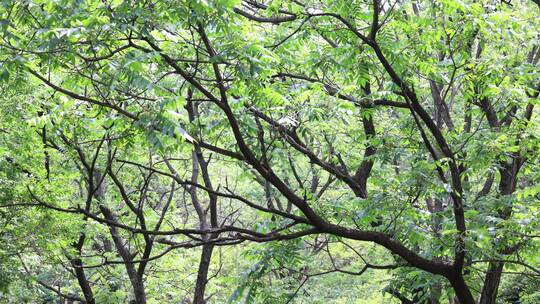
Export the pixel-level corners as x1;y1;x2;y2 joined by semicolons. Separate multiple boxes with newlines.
100;206;147;304
353;83;377;198
388;289;414;304
448;274;475;304
193;244;214;304
479;261;504;304
64;157;101;304
429;80;455;130
233;7;296;24
69;257;95;304
185;93;218;304
478;97;499;129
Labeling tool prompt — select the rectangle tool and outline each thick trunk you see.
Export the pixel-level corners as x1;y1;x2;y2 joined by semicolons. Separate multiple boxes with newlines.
478;261;504;304
131;282;147;304
124;265;147;304
193;243;214;304
449;275;475;304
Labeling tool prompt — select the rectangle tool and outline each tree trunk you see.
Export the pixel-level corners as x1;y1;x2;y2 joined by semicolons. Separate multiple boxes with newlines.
449;275;475;304
478;163;518;304
70;257;95;304
100;206;147;304
193;243;214;304
478;261;504;304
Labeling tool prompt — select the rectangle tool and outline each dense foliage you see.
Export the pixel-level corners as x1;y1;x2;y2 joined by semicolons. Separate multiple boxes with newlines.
0;0;539;303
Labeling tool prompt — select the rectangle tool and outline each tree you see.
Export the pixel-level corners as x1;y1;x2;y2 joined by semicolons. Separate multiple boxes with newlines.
0;0;539;303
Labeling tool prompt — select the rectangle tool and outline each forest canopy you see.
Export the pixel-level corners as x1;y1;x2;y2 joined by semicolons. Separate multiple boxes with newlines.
0;0;539;303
